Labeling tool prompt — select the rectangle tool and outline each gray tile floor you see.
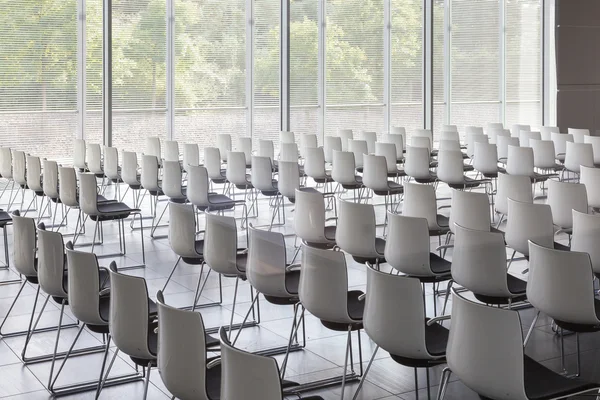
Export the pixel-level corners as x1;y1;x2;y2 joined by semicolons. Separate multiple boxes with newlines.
0;182;597;399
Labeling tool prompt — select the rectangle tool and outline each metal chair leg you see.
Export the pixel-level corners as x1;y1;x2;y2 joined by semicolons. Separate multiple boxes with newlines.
352;345;379;400
142;361;152;400
436;368;452;400
340;326;352;400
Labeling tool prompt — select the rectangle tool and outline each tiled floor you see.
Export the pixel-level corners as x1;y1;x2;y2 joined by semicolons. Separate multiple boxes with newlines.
0;182;598;400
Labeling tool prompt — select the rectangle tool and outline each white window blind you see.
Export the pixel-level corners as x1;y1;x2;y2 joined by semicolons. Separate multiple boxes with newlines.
0;0;77;162
325;0;385;136
174;0;246;149
432;0;446;136
85;0;104;145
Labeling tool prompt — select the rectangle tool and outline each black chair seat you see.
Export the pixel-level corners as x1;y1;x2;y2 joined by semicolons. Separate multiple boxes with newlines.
236;252;247;273
473;274;527;305
0;211;12;225
463;164;475;172
390;319;449;367
373;181;404;196
324;225;336;241
341;176;363;190
429;253;452;275
320;290;364;332
436;214;450;230
447;176;483;190
351;238;386;264
92;202;137;221
530;172;554;183
204;194;236;212
313;174;334;184
553;242;570;252
182;240;204;264
130;320;158;367
482;167;506;179
205;362;222;400
429;161;438;168
356;167;364;174
260;180;279;196
553;299;600;333
264;270;301;305
414;174;437;184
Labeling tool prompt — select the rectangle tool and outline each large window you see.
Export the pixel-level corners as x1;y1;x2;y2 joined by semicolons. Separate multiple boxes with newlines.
86;0;104;145
0;0;77;162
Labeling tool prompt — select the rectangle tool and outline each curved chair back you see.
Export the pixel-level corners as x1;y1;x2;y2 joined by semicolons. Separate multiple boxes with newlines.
294;189;328;244
465;126;484;137
444;124;459;132
58;166;79;207
257;140;275;162
505;199;554;256
73;139;87;171
299;134;318;159
278;161;300;200
182;143;200;172
279;142;299;163
121;151;140;186
216;134;232;162
186;165;211;208
375;142;399;173
440;131;460;144
547;179;588;230
145;136;162;160
437;150;465;184
473;142;498;175
467;134;489;159
87;143;103;174
12;212;37;277
324;136;342;164
164;140;180;162
226;152;249;187
362;131;378;154
564;141;594;173
168;202;199;258
385;214;431;276
488;128;510;145
338;129;354;152
280;131;295;145
568;128;590;143
163;160;185;200
390;127;406;150
381;133;404;160
0;147;12;179
506;145;534;177
581;165;600;209
487;122;503;132
519;130;541;148
304;147;327;180
495;173;533;216
584;135;600;165
12;150;26;187
104;146;120;181
404;146;431;180
42;160;60;199
140;155;161;192
414;129;432;144
204;213;239;276
402;182;439;230
335;199;378;258
247;226;290;297
571;210;600;275
239;137;253;166
511;124;530;138
66;243;106;325
496;135;519;161
348;140;368;169
411;136;432;154
551;132;574;159
203;147;223;181
362;154;390;192
530;139;557;169
78;172;100;216
251;156;275;193
37;224;67;298
439;139;461;152
449;189;490;233
331;150;357;185
540;126;560;141
26;155;43;192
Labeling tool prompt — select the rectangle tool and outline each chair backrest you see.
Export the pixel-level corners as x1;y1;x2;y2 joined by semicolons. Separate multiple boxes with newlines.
505;199;554;256
581;165;600;209
495;173;533;216
279;142;299;163
169;202;199;258
473;142;498;175
437;150;465;184
390;126;406;150
440;131;460;143
162;160;185;199
564;141;594;173
465;126;484;137
58;166;79;207
280;131;295;145
103;146;120;180
145;136;162;160
362;154;390;191
348;139;368;168
156;292;210;400
402;182;439;230
121;151;139;186
486;122;504;133
540;126;560;141
251;156;274;192
528;241;599;325
381;133;404;160
78;172;101;216
73;139;87;170
362;131;378;154
547;179;588;229
414;129;432;145
204;212;239;276
12;212;37;277
87;143;103;174
438;139;461;152
488;128;510;145
452;224;511;298
411;136;432;154
331;150;357;185
385;214;432;276
568;128;590;143
12;150;26;186
0;147;12;179
323;136;342;164
303;147;327;179
257;140;275;162
444;124;459;132
511;124;530;138
42;160;59;199
109;265;155;360
277;161;300;200
182;143;200;172
449;189;491;233
299;245;354;324
551;132;574;157
364;266;432;359
186;165;211;207
497;135;520;161
140;155;161;191
294;188;328;244
299;134;318;159
447;292;528;400
226;152;249;186
66;243;106;325
572;209;600;275
164;140;180;162
404;146;431;180
239;137;253;165
203;147;223;180
506;145;534;177
26;155;43;191
530;139;557;169
584;135;600;164
338;129;354;152
219;327;283;400
375;142;398;173
247;226;290;297
216;134;232;162
519;130;541;148
37;224;67;298
335;199;378;258
467;134;489;159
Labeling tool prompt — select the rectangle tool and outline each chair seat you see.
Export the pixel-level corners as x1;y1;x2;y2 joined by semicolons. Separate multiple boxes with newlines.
205;194;236;212
236;253;247;273
473;274;527;305
0;210;11;225
351;238;386;264
463;164;475;172
341;176;363;190
373;181;404;196
482;167;506;178
324;225;336;241
446;176;483;190
320;290;364;332
205;361;221;399
259;179;279;196
553;298;600;333
429;253;452;275
264;270;301;305
414;174;437;184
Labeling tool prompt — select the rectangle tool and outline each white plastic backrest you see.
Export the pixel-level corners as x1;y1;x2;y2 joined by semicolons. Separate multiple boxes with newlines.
364;267;431;359
530;139;557;169
437;150;465;184
0;147;12;179
362;131;378;154
185;165;210;208
104;147;120;180
443;124;458;132
487;128;505;145
569;128;590;143
37;226;67;298
294;189;328;244
238;137;253;166
381;134;404;160
348;140;368;168
42;160;59;199
299;134;318;159
519;130;541;148
505;199;554;256
584;135;600;164
66;245;105;325
362;154;390;191
511;124;530;138
384;214;431;276
162;161;185;199
280;131;295;144
452;224;512;298
414;129;432;145
58;167;79;207
78;173;100;216
547;179;588;230
216;134;232;162
140;155;160;191
527;241;599;325
540;126;560;141
225;152;249;186
164;140;180;162
121;151;139;186
203;147;223;180
581;165;600;209
497;136;520;161
390;126;407;150
551;132;574;158
247;226;289;297
447;292;528;400
402;182;439;230
335;199;378;258
440;131;460;144
331;151;357;185
277;161;300;200
87;143;103;174
182;143;200;172
572;210;600;275
304;147;327;179
375;142;398;173
506;145;534;177
486;122;504;133
564;141;594;173
12;212;37;277
299;244;354;324
495;173;533;216
26;155;43;191
465;126;484;137
204;213;239;276
473;142;499;175
257;140;275;161
338;129;354;152
145;137;162;160
279;142;299;163
449;189;491;233
467;133;489;158
169;202;199;258
404;146;431;180
73;139;86;170
323;136;342;164
251;156;275;192
411;136;432;154
12;150;26;186
439;139;461;152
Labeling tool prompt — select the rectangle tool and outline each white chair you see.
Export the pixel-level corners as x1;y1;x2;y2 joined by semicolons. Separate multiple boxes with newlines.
564;141;594;176
465;126;484;137
279;142;300;163
41;160;61;225
103;146;122;199
338;129;353;152
375;142;404;178
440;131;461;145
488;128;510;146
87;143;104;182
466;133;489;159
336;199;385;264
299;133;318;159
438;139;461;153
402;182;449;237
204;147;227;184
304;147;333;188
362;131;378;154
547;179;588;235
73;138;87;171
217;134;232;162
348;139;368;173
381;133;405;163
145;136;162;163
437;150;487;190
540;125;560;141
448;189;495;239
251;156;283;229
239;137;253;167
404;146;436;184
584;135;600;167
141;154;168;235
511;124;530;138
530;139;564;174
390;126;407;151
443;124;458;132
324;136;342;164
163;160;187;203
257;139;276;167
11;150;27;210
519;130;541;148
494;173;533;226
24;155;44;215
497;135;520;162
580;165;600;210
182;143;200;172
0;147;14;202
226;152;255;215
473;142;504;179
280;131;295;145
571;209;600;277
486;122;503;133
121;151;144;206
362;155;403;224
411;135;432;155
568;127;590;143
294;188;336;248
506;145;552;184
551;132;574;163
277;161;301;203
331;150;363;197
164;140;180;163
186;165;246;217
